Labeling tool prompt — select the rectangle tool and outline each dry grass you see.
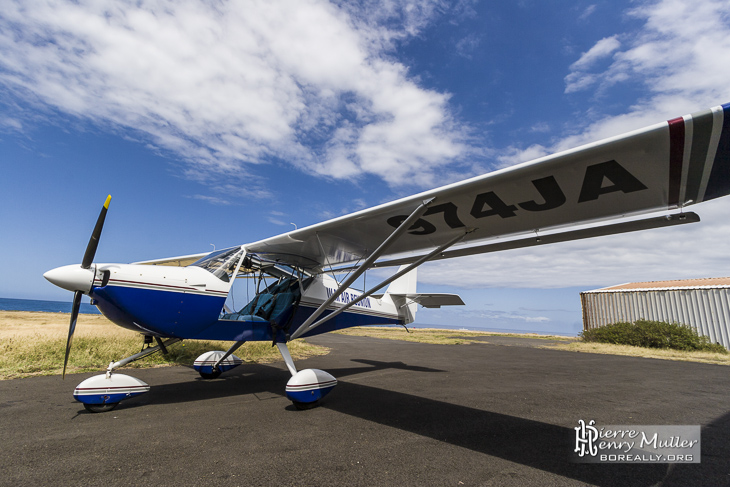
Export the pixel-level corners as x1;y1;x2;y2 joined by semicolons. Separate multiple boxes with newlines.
547;341;730;366
0;310;114;338
0;311;329;379
334;326;571;345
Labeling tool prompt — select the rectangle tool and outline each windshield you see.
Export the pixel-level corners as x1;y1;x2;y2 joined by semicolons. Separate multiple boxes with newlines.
191;247;244;281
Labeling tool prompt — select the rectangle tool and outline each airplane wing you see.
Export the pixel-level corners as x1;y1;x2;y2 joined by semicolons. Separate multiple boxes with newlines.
244;104;730;271
133;252;209;267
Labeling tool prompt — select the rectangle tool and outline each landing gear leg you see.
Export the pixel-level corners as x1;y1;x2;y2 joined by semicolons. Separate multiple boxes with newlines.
193;340;246;379
106;337;182;374
276;342;298;376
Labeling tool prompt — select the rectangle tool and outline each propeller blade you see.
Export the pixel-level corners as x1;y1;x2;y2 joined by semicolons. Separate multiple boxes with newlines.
81;195;111;269
63;290;82;379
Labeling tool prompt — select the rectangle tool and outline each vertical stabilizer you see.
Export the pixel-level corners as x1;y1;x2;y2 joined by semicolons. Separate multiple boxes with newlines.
385;265;418;324
386;265;417;294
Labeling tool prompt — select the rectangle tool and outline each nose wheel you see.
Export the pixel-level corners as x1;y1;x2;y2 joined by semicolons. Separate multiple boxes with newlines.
292;400;320;410
72;336;182;412
198;369;222;380
83;402;119;413
74;372;150;413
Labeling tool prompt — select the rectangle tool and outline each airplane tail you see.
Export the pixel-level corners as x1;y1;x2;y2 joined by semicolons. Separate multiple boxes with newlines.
386;265;419;324
385;265;465;325
386;265;418;295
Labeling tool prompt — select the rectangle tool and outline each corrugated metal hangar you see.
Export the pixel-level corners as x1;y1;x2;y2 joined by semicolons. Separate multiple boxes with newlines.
581;277;730;349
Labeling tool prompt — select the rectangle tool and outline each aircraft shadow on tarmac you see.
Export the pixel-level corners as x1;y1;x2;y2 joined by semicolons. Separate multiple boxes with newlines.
99;360;728;487
324;381;730;487
336;358;446;374
114;359;446;408
72;358;442;414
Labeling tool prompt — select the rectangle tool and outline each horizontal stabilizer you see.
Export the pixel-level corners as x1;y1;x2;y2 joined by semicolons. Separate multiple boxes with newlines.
389;293;465;308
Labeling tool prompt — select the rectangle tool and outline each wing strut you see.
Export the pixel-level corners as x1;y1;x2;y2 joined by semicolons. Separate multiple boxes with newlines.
289;228;473;340
288;198;435;340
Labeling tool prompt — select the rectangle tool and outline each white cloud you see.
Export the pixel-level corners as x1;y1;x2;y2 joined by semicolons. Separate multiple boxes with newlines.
565;36;621;93
267;217;288;226
507;0;730;160
188;194;232;206
211;183;274;201
0;116;22;131
426;0;730;290
578;4;597;22
555;0;730;154
0;0;466;188
495;144;550;169
469;310;550;323
529;122;551;134
565;0;730;112
455;33;481;59
569;36;621;71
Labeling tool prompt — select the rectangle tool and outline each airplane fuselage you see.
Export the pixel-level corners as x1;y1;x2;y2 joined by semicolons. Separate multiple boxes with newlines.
86;263;401;342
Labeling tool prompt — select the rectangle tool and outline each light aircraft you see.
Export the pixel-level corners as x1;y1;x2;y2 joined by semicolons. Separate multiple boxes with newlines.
45;103;730;412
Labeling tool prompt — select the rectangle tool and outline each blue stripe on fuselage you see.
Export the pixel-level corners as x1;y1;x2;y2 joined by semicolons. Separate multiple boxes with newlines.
91;285;225;337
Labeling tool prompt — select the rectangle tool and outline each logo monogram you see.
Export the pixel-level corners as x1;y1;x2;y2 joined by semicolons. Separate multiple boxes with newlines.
574;419;599;457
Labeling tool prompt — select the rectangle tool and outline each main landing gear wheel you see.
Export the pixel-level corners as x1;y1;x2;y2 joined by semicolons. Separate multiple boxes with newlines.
285;369;337;410
193;351;243;380
198;369;222;380
293;400;320;410
83;402;119;413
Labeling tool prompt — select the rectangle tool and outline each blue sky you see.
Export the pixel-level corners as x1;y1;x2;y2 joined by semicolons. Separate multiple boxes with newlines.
2;0;730;335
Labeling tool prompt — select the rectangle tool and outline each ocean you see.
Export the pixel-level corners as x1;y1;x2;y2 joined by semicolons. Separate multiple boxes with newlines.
0;297;101;315
398;323;574;336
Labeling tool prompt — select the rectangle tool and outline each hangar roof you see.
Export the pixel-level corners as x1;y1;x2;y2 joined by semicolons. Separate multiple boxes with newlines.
585;277;730;293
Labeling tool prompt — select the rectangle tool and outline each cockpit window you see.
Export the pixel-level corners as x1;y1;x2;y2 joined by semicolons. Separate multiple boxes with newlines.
191;247;244;281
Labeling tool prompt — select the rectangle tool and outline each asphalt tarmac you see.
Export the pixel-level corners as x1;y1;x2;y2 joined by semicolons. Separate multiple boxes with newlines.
1;333;729;486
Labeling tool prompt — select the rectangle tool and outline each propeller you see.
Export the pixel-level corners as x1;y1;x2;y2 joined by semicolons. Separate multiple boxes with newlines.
62;195;111;379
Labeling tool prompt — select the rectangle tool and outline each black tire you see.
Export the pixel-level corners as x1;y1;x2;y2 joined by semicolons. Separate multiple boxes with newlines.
199;369;222;380
293;400;319;410
84;402;119;413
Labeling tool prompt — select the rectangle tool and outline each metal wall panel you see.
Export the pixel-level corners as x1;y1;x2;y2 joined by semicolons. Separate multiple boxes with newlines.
580;288;730;349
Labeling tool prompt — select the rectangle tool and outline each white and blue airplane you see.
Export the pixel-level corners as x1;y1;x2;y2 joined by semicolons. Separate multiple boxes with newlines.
45;103;730;412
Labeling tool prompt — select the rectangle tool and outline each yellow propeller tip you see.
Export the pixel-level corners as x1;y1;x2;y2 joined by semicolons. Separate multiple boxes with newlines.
104;195;112;209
